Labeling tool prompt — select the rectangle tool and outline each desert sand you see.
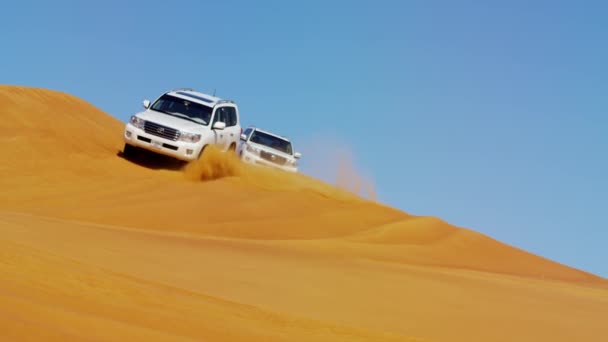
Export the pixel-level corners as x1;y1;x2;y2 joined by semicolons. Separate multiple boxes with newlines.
0;85;606;341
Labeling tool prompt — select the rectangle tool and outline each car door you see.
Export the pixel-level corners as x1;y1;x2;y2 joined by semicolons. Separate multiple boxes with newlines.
211;107;227;150
224;106;240;149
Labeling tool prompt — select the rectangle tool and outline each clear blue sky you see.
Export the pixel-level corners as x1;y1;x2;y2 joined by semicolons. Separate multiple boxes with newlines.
2;1;607;277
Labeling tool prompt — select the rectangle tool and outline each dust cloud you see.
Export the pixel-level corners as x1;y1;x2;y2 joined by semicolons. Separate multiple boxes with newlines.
183;145;243;181
297;136;377;201
183;140;376;201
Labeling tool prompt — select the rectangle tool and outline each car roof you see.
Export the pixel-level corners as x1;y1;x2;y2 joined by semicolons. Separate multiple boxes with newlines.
166;89;235;107
248;126;291;142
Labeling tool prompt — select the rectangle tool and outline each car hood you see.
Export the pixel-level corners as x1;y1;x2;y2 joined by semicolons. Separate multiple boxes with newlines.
249;142;295;160
136;109;208;133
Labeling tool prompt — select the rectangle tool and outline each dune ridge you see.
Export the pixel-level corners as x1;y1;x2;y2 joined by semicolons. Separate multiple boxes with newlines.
1;84;606;341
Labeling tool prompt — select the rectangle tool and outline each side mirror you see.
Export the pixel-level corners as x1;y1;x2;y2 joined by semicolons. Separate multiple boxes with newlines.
240;133;247;141
294;152;302;159
142;99;151;109
213;121;226;130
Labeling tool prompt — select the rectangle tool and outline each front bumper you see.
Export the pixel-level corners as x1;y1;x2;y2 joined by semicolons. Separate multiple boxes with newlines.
123;123;202;161
240;149;298;173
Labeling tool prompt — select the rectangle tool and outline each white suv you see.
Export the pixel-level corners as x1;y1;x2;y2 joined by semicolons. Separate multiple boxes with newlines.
123;88;241;161
237;126;301;172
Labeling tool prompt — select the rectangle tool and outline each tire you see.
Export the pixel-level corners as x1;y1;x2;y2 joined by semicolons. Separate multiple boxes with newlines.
123;143;137;159
228;143;236;153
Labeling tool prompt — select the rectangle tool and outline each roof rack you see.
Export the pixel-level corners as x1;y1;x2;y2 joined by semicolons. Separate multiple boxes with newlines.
171;87;194;92
216;99;235;104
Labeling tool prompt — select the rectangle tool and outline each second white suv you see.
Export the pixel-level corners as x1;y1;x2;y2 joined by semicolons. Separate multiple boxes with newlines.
237;126;301;172
123;88;241;161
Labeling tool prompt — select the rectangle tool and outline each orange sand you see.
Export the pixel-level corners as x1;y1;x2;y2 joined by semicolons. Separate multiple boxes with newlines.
0;85;606;341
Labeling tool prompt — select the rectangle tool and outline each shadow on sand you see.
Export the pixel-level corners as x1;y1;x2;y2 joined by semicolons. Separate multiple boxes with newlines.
116;146;188;171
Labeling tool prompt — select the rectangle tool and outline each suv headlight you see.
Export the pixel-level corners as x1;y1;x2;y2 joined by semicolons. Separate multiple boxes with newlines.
179;131;201;143
246;144;260;154
130;115;145;129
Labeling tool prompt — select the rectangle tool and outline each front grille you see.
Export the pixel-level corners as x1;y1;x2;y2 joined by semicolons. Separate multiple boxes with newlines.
260;150;287;165
143;121;179;141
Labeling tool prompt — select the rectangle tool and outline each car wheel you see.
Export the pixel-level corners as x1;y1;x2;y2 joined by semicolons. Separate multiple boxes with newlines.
123;143;137;159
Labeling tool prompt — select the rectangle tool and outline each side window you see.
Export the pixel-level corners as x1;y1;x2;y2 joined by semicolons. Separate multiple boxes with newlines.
227;107;238;127
243;128;253;139
220;107;236;127
213;107;225;124
213;107;238;126
225;108;231;126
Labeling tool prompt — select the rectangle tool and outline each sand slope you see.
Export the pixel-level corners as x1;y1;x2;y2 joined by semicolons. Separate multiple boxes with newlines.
0;85;606;341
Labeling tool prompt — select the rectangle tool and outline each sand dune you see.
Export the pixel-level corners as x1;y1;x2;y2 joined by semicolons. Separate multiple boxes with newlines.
0;85;606;341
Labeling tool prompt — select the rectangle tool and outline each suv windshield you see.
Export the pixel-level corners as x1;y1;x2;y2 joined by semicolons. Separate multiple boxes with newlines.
150;94;212;125
250;130;293;155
